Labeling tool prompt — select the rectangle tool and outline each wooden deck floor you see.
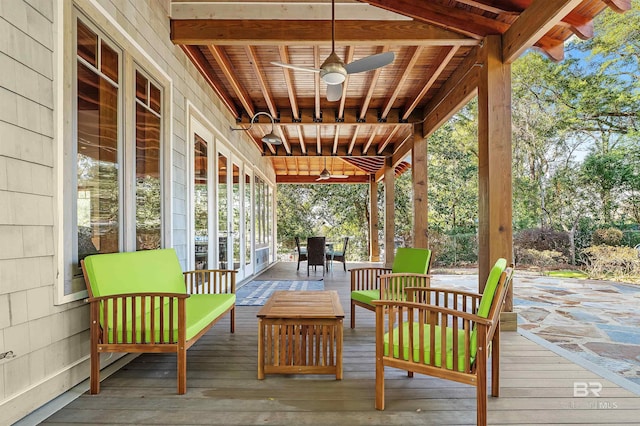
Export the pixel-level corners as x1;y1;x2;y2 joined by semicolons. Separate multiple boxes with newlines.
42;262;640;425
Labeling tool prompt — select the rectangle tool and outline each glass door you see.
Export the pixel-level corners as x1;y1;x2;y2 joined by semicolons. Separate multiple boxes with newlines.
232;161;241;272
190;118;213;270
244;170;254;277
217;150;230;270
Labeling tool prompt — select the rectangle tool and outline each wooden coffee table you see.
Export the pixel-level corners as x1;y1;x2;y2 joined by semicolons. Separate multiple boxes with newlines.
257;290;344;379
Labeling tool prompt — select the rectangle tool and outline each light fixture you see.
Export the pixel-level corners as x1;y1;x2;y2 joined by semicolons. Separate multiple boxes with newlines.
230;111;283;145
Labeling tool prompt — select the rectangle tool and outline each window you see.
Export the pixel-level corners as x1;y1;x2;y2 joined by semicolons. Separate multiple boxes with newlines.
75;19;121;285
134;70;162;250
64;14;166;301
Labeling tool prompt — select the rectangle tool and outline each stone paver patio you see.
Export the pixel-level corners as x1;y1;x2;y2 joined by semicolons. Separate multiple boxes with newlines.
431;271;640;393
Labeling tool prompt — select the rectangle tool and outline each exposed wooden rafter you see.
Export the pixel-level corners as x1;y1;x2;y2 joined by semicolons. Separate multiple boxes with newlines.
171;19;479;46
207;45;255;117
171;0;630;182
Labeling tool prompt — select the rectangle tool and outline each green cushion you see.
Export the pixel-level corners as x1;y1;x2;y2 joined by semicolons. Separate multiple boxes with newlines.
84;249;186;297
477;258;507;318
351;289;380;305
391;248;431;274
470;258;507;353
107;294;236;343
384;322;473;372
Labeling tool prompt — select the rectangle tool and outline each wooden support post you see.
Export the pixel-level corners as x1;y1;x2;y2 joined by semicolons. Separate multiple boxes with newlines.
369;175;380;262
477;35;514;312
384;159;395;268
412;130;428;248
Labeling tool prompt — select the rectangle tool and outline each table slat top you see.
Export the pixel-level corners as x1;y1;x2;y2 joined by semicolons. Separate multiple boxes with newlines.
257;290;345;319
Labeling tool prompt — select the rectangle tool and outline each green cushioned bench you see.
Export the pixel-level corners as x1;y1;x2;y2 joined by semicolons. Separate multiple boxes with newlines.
82;248;236;395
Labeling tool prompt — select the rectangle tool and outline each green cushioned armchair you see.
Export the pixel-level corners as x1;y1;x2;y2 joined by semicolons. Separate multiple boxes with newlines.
350;247;432;328
373;258;514;426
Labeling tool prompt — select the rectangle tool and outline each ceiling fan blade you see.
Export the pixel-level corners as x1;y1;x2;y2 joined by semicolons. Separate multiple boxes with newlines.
326;83;343;102
344;52;395;74
330;175;349;179
271;61;321;73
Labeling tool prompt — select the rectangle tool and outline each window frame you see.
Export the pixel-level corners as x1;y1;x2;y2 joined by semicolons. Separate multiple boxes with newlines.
55;4;173;304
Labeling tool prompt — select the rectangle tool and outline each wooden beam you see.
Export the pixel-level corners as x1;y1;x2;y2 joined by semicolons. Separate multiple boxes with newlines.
454;0;520;15
296;125;307;155
477;35;513;307
338;46;354;120
459;0;594;40
314;45;321;121
602;0;632;14
369;175;380;262
359;0;506;39
278;46;300;121
383;159;395;268
391;126;414;167
403;45;458;120
502;0;583;64
422;45;482;137
242;109;419;126
276;125;292;155
171;19;479;46
332;125;340;155
345;125;358;155
380;46;423;119
362;129;378;155
376;125;400;154
180;45;239;119
412;132;428;249
207;46;255;117
262;142;393;157
277;175;368;184
245;46;277;116
359;46;390;121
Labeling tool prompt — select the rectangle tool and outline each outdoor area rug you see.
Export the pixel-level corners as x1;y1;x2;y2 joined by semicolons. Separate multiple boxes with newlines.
236;280;324;306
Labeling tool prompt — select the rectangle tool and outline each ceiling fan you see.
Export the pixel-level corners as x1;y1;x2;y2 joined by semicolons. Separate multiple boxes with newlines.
316;157;349;181
271;0;395;102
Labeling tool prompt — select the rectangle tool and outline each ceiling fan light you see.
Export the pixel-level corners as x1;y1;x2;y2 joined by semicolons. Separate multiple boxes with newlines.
322;71;345;85
261;131;282;145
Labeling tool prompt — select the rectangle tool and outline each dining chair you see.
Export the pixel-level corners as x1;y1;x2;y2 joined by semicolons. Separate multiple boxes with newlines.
306;236;326;276
295;236;307;271
326;236;349;271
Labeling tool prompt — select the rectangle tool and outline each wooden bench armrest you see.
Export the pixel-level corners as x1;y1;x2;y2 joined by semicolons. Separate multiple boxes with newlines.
372;299;493;325
404;286;483;300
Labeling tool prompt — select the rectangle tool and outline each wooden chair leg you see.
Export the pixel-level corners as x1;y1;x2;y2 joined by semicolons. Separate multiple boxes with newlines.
491;322;500;397
350;301;356;329
90;348;100;394
477;349;488;426
177;347;187;394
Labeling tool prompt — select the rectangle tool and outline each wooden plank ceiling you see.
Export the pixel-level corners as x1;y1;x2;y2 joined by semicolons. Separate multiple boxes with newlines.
170;0;629;184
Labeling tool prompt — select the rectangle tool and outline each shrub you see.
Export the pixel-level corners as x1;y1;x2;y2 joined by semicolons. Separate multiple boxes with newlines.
592;227;624;246
582;245;640;282
517;249;566;274
514;228;570;261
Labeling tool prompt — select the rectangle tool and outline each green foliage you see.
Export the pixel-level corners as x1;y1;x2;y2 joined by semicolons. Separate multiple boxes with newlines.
276;183;370;260
428;107;479;235
592;227;624;246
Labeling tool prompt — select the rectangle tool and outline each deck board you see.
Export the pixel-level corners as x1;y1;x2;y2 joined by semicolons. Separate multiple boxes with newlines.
42;262;640;425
